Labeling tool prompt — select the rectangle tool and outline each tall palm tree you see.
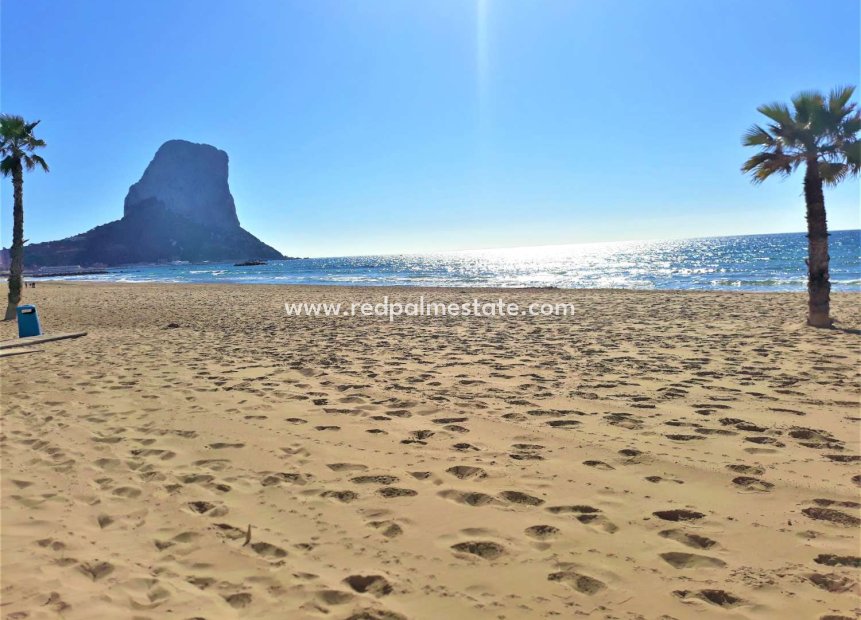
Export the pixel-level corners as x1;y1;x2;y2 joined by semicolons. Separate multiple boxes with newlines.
742;86;859;328
1;115;48;321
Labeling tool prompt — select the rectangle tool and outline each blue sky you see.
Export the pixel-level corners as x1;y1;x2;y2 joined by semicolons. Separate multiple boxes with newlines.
2;0;859;257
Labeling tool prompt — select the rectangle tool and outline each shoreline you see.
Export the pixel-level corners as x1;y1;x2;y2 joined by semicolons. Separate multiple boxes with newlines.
19;279;859;295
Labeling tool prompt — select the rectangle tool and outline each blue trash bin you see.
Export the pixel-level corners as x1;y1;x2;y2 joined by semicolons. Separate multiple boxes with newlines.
16;305;42;338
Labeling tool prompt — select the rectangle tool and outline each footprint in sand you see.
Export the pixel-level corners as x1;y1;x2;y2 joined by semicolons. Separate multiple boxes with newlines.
223;592;252;608
825;454;861;463
499;491;544;506
77;561;114;581
213;522;247;540
576;513;619;533
250;541;288;559
524;525;560;539
665;434;705;442
351;475;400;485
617;448;645;462
446;465;487;480
660;551;726;569
36;538;66;551
192;458;230;471
744;436;784;447
432;417;468;425
726;463;765;476
546;505;600;515
731;476;774;492
788;426;843;450
316;589;355;605
510;450;543;461
450;541;506;560
187;500;228;516
130;448;175;460
343;574;393;597
547;419;580;428
327;463;367;472
807;573;856;593
97;514;114;528
653;509;705;522
801;507;860;527
658;529;717;549
547;570;606;594
111;486;141;498
261;472;313;486
377;487;418;498
321;490;360;503
438;490;500;507
814;553;861;568
367;520;404;538
673;589;743;608
645;475;684;484
583;460;614;470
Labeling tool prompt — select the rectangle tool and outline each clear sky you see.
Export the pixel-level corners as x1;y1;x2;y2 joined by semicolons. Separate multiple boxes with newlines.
2;0;859;257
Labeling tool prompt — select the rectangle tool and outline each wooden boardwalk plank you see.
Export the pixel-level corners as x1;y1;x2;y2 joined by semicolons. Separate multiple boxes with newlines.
0;332;87;350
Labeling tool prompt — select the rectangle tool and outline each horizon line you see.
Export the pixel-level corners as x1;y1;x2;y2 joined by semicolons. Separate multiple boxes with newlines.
290;228;861;260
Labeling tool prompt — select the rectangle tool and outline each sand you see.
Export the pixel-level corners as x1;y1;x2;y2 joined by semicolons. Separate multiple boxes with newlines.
1;282;859;619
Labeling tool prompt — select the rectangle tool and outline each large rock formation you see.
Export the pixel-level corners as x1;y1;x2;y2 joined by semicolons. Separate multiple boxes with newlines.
19;140;284;267
124;140;240;229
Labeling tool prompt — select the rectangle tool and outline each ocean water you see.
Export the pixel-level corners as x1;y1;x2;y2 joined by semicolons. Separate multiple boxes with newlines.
42;230;860;291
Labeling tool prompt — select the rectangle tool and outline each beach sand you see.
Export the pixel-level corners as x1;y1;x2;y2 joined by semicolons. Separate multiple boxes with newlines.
1;283;859;619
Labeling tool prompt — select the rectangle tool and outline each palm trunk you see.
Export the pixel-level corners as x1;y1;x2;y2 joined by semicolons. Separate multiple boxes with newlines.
4;164;24;321
803;158;831;328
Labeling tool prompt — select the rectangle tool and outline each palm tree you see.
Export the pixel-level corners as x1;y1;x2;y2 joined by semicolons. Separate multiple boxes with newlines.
742;86;859;328
1;115;48;321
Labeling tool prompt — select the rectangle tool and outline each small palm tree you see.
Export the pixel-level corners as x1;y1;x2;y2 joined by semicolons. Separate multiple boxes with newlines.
1;115;48;321
742;86;859;328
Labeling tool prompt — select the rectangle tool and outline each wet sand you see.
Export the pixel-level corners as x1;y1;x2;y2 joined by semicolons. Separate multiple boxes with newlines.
1;283;859;619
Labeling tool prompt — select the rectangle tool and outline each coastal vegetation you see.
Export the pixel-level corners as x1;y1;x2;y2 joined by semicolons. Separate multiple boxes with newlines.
742;86;860;327
0;114;48;321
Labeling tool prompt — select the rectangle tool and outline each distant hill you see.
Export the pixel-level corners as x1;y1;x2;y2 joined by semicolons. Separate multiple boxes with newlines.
15;140;285;267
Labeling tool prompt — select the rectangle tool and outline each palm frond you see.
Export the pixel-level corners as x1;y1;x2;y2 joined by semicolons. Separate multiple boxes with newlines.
840;114;860;137
744;85;859;189
741;151;795;183
0;156;17;177
742;124;775;147
828;85;855;114
757;102;794;126
791;90;825;125
0;114;48;173
841;139;861;173
29;154;49;172
819;161;848;186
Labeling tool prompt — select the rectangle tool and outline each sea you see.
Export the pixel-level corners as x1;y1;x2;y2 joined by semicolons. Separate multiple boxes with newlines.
39;230;860;292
